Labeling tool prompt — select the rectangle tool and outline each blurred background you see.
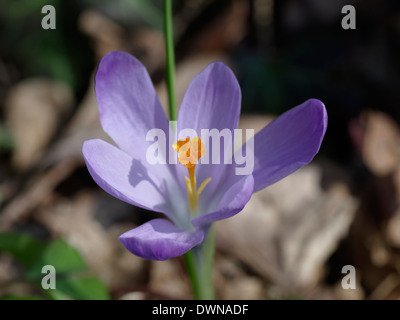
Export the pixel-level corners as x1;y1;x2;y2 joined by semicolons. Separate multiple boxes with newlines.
1;0;400;300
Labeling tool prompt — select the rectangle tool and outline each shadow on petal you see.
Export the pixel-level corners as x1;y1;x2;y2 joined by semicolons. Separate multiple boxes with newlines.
128;158;191;230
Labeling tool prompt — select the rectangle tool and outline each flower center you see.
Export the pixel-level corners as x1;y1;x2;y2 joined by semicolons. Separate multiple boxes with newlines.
173;137;211;214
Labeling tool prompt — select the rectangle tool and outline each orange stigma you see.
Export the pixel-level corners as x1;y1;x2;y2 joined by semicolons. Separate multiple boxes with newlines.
173;137;210;213
173;137;206;168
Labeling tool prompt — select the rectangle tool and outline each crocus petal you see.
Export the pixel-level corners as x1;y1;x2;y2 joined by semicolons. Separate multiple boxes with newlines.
192;172;254;228
248;99;328;192
95;51;170;164
177;61;241;135
176;62;242;192
82;139;172;216
119;219;204;260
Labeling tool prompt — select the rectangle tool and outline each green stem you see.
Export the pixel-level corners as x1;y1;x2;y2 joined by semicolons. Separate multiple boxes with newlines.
183;226;215;300
164;0;178;121
164;0;214;300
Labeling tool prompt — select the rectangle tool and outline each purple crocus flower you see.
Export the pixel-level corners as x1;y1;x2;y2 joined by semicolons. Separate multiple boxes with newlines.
82;51;327;261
